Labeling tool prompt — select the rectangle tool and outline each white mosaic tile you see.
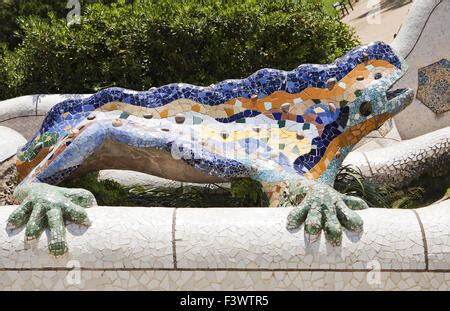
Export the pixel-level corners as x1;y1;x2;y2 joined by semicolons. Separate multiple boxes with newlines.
344;126;450;187
0;206;173;269
0;96;36;122
1;202;449;290
176;207;425;270
415;201;450;270
0;270;448;290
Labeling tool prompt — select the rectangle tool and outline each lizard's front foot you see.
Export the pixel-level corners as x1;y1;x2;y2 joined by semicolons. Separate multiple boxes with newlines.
7;183;95;256
285;183;367;246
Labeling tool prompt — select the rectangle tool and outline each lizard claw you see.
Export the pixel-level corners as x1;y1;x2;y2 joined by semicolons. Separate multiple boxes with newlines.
79;217;92;227
6;222;16;230
286;183;364;246
8;183;95;256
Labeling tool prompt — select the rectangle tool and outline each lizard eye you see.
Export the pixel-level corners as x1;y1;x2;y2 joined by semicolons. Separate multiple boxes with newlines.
359;101;372;117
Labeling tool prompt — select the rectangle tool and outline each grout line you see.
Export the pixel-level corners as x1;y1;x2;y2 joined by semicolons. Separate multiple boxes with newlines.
34;94;40;116
171;208;178;269
0;267;448;273
0;114;46;123
361;151;375;177
363;136;401;142
412;209;429;270
404;0;443;60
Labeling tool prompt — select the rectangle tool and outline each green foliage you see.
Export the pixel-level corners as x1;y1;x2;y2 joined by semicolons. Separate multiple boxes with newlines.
334;165;450;209
317;0;340;16
127;184;227;207
230;178;268;206
389;187;425;209
59;172;134;206
60;173;267;207
334;165;395;208
58;167;448;208
128;182;264;207
0;0;118;49
0;0;359;100
406;170;450;206
0;0;65;49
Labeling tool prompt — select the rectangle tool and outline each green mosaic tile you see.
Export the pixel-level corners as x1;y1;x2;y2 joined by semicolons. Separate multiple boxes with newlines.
120;112;130;119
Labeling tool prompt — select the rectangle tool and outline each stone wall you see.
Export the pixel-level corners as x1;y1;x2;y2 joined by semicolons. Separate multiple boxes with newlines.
392;0;450;139
0;95;91;140
0;202;449;290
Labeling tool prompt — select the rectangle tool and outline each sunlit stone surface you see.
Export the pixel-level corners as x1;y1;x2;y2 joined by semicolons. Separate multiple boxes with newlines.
0;202;449;290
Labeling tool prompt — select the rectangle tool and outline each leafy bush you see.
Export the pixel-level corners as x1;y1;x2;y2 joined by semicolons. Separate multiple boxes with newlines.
0;0;119;49
60;173;267;207
0;0;67;49
60;172;134;206
0;0;359;100
230;178;268;206
334;165;396;208
334;165;450;209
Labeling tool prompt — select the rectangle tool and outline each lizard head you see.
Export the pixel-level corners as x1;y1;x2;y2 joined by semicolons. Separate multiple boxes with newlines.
299;42;414;181
333;42;414;147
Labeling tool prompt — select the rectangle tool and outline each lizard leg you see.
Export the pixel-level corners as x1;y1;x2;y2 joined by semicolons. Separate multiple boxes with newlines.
262;180;308;207
8;120;111;255
262;182;289;207
8;183;94;256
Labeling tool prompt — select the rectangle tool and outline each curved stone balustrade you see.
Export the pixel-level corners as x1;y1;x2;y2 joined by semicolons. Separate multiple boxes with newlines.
343;126;450;187
0;202;449;290
0;126;27;163
0;94;91;140
392;0;450;139
0;95;92;122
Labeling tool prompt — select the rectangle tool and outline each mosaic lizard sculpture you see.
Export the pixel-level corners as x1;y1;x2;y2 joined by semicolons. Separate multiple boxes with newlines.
7;42;414;255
